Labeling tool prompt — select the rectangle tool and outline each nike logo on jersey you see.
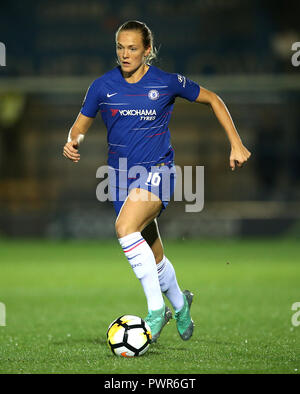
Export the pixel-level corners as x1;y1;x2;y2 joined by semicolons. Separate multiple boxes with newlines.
107;93;118;97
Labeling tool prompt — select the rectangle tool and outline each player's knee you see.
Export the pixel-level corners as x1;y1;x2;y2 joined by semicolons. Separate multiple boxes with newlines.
115;219;137;238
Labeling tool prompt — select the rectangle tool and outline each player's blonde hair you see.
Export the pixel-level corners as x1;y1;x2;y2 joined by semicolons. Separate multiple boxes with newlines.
115;20;158;64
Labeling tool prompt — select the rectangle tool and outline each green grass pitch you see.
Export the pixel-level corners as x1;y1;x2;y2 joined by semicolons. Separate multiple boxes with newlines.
0;238;299;374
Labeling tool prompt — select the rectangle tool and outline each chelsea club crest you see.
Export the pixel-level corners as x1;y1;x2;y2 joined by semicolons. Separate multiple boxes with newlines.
148;89;160;100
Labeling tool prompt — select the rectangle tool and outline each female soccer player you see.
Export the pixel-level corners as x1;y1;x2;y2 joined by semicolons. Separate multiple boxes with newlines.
63;20;251;343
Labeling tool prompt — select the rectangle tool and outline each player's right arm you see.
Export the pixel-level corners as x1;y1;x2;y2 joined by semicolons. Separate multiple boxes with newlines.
63;113;94;163
63;77;102;163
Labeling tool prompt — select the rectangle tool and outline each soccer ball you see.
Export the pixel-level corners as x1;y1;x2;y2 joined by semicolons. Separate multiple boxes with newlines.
106;315;152;357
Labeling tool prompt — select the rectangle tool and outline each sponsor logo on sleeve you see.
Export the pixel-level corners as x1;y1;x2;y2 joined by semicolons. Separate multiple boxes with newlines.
177;74;186;88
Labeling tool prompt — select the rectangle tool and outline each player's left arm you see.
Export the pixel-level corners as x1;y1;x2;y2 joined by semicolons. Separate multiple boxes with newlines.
195;87;251;171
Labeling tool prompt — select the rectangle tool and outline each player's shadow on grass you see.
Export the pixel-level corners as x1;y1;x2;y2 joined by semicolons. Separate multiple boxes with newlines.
51;337;191;359
147;343;189;355
52;337;108;346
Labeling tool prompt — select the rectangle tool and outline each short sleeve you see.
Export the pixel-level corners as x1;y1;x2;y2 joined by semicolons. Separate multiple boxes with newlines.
80;79;101;118
169;73;200;102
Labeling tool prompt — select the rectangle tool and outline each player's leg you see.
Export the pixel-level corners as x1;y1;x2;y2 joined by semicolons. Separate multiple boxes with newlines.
141;219;163;263
142;220;194;340
142;220;184;308
115;188;172;342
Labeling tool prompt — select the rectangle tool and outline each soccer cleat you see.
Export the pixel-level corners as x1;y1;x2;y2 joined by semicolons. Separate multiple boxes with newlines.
174;290;194;341
145;305;172;343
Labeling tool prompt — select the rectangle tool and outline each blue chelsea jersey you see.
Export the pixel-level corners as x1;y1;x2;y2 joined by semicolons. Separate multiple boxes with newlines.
80;65;200;170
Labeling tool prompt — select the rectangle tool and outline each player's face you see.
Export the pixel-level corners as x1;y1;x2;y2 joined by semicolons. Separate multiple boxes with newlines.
116;30;151;74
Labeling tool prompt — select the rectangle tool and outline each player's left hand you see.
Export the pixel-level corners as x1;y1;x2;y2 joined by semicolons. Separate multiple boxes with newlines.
230;144;251;171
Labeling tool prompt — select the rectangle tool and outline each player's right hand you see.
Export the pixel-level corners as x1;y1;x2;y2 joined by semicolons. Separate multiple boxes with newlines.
63;141;80;163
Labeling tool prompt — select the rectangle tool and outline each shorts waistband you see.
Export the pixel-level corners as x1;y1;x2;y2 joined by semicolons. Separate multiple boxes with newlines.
154;161;174;168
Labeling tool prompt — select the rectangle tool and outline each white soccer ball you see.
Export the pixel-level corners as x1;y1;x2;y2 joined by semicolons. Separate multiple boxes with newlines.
106;315;152;357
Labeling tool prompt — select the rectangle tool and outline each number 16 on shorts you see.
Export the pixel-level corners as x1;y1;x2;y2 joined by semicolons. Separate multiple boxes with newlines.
145;172;161;187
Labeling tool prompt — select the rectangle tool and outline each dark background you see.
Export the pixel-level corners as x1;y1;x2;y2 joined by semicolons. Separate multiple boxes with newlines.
0;0;299;239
